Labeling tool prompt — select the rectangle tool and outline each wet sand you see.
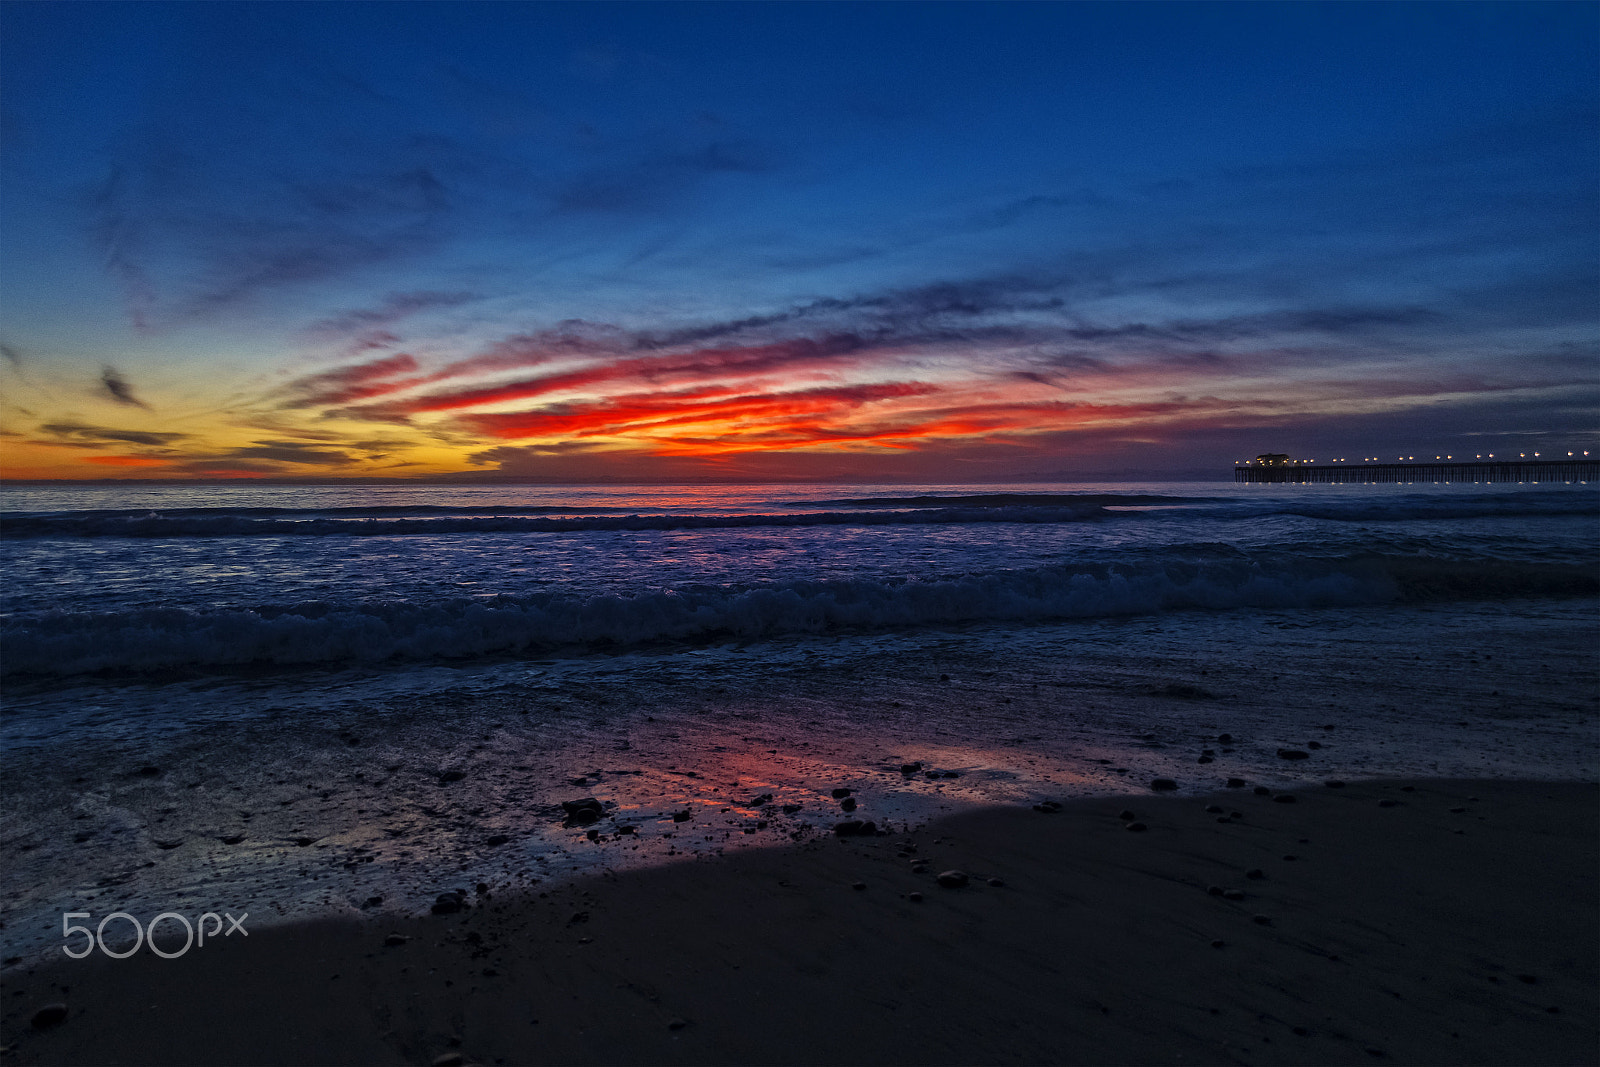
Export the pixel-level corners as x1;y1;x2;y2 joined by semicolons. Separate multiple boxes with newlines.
4;600;1596;967
4;777;1595;1066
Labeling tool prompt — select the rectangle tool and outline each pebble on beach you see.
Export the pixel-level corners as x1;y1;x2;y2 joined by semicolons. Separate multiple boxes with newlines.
936;870;969;888
31;1003;67;1029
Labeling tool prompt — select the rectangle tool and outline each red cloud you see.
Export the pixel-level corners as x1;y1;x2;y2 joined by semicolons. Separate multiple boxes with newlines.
278;353;424;408
456;381;941;440
339;334;878;419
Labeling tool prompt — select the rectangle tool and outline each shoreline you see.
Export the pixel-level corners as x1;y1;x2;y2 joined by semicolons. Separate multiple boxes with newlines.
4;777;1596;1066
3;600;1596;968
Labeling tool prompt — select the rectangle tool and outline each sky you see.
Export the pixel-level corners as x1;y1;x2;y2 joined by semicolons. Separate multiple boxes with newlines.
1;1;1595;482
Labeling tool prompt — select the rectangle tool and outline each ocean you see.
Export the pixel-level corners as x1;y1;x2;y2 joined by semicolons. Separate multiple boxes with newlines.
3;481;1597;959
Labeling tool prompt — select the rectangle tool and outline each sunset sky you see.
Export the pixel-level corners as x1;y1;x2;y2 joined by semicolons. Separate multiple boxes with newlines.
2;1;1595;482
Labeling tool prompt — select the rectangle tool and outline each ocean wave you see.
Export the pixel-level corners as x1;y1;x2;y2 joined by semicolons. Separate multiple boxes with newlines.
3;489;1594;539
5;555;1590;677
0;505;1112;539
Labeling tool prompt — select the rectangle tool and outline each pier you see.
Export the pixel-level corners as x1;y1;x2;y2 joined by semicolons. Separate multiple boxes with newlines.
1234;458;1597;484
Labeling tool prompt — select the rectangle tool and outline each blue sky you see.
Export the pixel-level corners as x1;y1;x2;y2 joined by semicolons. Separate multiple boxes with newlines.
1;1;1595;480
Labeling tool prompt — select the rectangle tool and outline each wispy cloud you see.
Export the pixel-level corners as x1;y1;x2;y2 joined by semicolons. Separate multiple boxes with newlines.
99;366;152;409
302;290;479;340
37;421;191;448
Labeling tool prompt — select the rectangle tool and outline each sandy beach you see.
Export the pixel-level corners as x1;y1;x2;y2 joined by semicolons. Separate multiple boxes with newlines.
3;776;1594;1066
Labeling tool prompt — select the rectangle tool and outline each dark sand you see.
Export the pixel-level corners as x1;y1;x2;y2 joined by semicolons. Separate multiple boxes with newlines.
3;778;1594;1066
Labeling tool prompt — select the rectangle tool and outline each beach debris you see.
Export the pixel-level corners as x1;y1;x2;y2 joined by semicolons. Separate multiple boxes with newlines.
936;870;969;888
485;834;510;847
431;890;467;915
1277;749;1310;760
1226;778;1247;788
1222;889;1245;901
1150;778;1178;791
1125;821;1148;832
560;798;605;826
31;1003;67;1029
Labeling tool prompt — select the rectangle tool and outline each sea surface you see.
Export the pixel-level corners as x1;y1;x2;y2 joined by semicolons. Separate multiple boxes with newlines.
2;480;1597;959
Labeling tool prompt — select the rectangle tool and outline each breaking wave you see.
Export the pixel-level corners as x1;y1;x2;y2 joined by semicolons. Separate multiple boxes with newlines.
4;554;1591;677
